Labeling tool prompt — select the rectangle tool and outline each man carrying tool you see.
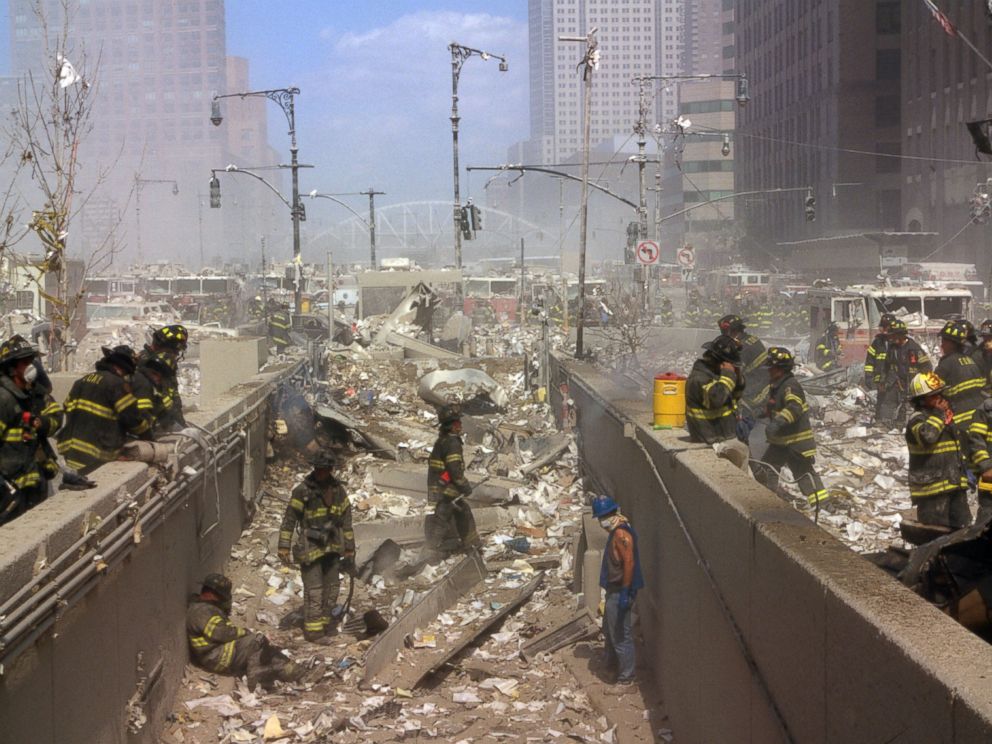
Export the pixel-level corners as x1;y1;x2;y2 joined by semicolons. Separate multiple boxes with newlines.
718;314;769;409
906;373;971;529
813;322;841;371
685;335;744;445
278;452;355;643
876;320;932;426
187;573;318;689
593;494;643;687
755;347;830;509
426;403;481;553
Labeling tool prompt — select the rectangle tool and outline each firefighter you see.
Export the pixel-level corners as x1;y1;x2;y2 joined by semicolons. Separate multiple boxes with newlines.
967;397;992;519
756;347;830;508
876;320;933;426
934;320;986;430
132;351;184;437
719;314;769;409
0;335;63;523
813;322;840;371
187;573;315;690
268;302;292;351
906;372;971;529
659;296;674;326
58;345;150;474
278;452;355;643
685;335;744;445
593;494;643;687
425;403;480;553
864;313;896;389
973;319;992;394
140;324;188;430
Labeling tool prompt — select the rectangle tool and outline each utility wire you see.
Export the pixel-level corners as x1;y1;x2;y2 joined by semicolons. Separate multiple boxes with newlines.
919;215;976;261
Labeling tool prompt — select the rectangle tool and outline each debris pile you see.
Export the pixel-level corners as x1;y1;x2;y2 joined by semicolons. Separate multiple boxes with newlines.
166;334;663;742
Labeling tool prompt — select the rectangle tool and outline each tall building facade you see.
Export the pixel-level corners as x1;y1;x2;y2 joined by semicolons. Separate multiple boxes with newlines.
902;1;992;269
734;0;902;247
7;0;275;269
523;0;672;165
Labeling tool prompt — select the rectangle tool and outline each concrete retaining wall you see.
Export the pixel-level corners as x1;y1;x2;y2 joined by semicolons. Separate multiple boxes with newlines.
0;361;302;744
551;354;992;743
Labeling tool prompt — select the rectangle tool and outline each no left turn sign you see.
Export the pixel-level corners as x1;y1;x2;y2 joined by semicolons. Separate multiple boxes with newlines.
676;246;696;268
636;240;660;265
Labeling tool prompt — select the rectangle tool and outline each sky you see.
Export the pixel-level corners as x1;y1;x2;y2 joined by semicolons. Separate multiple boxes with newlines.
236;0;531;212
0;0;530;208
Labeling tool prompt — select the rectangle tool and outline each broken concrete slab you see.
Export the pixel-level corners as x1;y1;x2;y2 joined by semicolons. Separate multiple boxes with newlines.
313;402;397;459
369;462;524;503
520;608;599;662
362;549;488;685
418;368;509;413
406;571;546;689
382;331;463;360
520;432;571;476
354;507;511;565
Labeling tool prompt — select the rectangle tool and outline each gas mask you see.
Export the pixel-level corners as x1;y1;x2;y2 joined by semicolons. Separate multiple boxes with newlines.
599;518;613;530
23;364;38;385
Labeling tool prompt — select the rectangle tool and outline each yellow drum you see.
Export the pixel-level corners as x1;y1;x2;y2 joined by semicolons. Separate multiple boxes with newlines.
300;297;312;313
653;373;686;427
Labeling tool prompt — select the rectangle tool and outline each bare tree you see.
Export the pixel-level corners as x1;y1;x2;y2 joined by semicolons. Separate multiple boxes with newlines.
598;277;651;372
3;0;127;370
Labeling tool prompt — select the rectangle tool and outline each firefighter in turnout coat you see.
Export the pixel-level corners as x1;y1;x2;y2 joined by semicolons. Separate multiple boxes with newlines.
685;335;744;444
906;372;972;529
139;325;188;430
57;345;149;474
278;452;355;642
935;320;986;431
719;314;769;409
876;320;932;426
187;573;311;690
967;396;992;520
426;404;481;553
757;347;830;507
0;335;63;523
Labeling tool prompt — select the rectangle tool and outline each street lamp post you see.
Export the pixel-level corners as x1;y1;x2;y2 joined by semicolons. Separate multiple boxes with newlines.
552;29;598;357
308;189;384;268
449;42;508;271
632;73;750;240
211;87;304;314
134;175;178;266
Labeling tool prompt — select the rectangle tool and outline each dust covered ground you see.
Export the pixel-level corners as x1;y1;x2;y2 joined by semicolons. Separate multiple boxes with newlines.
163;351;671;744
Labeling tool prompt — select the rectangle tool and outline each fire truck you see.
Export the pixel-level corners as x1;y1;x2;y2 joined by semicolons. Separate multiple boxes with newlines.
807;284;974;365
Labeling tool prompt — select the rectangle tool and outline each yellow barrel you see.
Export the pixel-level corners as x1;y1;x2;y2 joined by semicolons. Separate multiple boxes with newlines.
654;373;686;427
300;297;311;313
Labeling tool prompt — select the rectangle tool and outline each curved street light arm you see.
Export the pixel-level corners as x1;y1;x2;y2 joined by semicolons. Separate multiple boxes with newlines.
212;168;292;211
467;164;639;209
213;87;300;135
309;192;369;229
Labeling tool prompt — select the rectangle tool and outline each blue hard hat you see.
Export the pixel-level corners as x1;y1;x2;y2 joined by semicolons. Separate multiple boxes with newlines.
592;495;619;519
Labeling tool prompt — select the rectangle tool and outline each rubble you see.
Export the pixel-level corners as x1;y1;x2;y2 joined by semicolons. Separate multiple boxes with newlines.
166;322;660;743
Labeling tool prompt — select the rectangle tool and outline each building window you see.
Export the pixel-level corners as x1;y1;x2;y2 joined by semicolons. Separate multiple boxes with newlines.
875;142;901;173
876;49;901;80
875;95;900;127
876;2;900;34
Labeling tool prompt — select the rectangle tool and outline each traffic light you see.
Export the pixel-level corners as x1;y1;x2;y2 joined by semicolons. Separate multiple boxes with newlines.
460;206;473;240
624;221;639;264
970;182;992;223
470;204;482;231
209;175;221;208
804;193;816;222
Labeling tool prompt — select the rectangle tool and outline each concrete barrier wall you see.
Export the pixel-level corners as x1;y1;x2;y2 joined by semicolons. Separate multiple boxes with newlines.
551;354;992;743
0;361;302;744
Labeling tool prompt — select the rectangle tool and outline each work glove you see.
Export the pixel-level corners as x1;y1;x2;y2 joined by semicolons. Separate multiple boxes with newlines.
61;468;97;491
736;413;755;444
277;547;292;565
618;587;635;612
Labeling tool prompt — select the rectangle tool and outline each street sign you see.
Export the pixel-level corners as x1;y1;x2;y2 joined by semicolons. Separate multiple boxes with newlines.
676;246;695;268
681;268;694;282
636;240;660;265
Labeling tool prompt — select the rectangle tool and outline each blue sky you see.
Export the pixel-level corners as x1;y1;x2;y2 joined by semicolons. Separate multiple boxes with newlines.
1;1;530;207
225;1;529;207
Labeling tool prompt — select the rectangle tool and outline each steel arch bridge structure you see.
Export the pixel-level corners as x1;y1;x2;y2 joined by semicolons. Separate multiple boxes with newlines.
306;201;556;266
